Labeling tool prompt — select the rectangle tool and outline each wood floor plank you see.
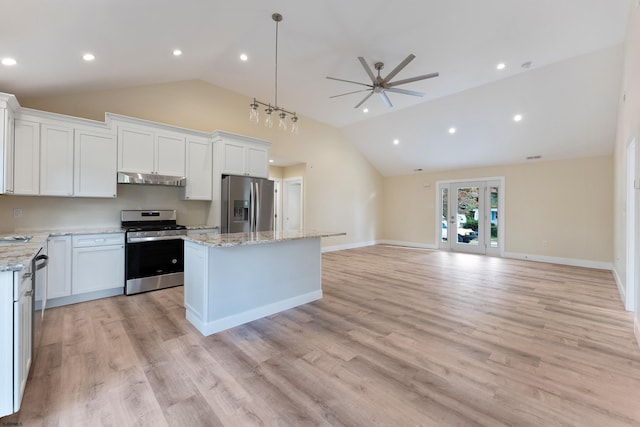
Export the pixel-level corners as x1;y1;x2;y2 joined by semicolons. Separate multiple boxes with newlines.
3;245;640;426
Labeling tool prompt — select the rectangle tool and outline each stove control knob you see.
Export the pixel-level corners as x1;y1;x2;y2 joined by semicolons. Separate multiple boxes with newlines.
172;259;177;264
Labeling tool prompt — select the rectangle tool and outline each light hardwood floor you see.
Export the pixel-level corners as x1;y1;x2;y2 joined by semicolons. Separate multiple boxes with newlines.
2;245;640;426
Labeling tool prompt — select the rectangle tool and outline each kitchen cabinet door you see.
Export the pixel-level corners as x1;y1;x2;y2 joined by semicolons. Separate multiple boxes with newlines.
246;145;269;178
14;271;32;412
155;132;186;176
46;236;72;299
0;107;15;195
182;137;212;200
40;123;74;196
0;272;13;416
118;126;154;174
13;119;40;195
72;244;124;294
74;129;117;198
221;141;246;176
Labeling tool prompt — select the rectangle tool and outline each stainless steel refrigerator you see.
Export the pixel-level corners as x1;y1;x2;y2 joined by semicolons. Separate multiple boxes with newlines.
221;175;275;233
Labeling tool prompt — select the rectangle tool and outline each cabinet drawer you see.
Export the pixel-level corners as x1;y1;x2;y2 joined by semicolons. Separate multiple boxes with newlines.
72;233;124;247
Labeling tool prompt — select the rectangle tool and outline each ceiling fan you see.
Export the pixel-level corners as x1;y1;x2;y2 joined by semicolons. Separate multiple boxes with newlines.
327;54;439;108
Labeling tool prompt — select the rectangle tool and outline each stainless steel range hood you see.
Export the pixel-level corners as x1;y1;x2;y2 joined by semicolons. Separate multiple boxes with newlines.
117;172;186;187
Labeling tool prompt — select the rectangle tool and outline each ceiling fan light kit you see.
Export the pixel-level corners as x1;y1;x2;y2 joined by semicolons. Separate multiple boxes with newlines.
327;54;439;109
249;12;299;133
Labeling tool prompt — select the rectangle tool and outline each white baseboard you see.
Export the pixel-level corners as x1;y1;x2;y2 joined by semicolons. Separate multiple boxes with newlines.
502;251;613;271
322;240;377;253
377;240;438;250
611;267;630;311
188;290;323;336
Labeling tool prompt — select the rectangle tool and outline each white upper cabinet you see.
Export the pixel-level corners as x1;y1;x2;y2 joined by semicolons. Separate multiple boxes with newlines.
181;136;212;200
74;129;117;198
118;124;186;176
213;131;270;179
0;107;15;194
40;123;74;196
13;119;40;195
0;94;17;195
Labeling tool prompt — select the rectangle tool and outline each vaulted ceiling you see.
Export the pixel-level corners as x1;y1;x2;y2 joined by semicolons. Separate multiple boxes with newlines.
0;0;632;175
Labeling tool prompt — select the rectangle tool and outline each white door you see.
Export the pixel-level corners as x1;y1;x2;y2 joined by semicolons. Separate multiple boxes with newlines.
284;177;303;232
438;178;503;256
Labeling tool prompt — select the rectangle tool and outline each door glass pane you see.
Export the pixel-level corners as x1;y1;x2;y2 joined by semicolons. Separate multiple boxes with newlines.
457;186;479;245
441;187;448;242
490;186;499;247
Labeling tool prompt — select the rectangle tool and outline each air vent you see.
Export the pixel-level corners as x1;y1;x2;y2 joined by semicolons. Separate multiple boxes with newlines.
526;155;542;160
413;168;423;172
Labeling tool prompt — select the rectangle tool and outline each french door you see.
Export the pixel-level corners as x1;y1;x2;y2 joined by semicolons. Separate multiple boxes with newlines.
438;178;503;256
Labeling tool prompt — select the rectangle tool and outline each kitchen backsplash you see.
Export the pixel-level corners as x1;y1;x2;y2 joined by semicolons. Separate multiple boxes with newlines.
0;185;209;233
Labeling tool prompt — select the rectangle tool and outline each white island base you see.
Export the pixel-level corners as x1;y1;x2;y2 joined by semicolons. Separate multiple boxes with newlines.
184;234;329;336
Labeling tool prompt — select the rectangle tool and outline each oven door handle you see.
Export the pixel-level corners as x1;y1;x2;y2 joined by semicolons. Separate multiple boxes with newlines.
127;236;185;243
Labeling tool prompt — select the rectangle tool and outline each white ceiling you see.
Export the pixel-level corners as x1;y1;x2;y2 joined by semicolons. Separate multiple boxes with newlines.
0;0;632;176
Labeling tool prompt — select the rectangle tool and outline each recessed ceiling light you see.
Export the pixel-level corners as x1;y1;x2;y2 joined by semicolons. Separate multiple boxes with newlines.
240;53;248;61
173;49;182;56
448;127;456;134
496;63;506;70
393;139;400;145
1;57;17;66
269;159;274;163
363;108;369;113
82;53;95;62
513;114;523;122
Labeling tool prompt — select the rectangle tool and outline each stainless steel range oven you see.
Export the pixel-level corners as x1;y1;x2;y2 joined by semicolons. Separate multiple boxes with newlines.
121;210;187;295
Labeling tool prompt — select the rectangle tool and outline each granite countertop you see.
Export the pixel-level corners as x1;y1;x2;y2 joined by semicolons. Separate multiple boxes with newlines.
184;230;346;248
0;233;49;272
0;228;124;272
186;225;220;230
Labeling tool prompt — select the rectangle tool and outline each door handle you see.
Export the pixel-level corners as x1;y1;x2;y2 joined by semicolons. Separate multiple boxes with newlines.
255;182;260;232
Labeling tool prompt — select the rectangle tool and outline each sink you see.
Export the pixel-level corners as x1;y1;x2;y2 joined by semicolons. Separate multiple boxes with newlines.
0;235;33;243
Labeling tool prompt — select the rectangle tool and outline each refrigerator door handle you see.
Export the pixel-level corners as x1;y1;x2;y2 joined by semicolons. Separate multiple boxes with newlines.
255;182;260;232
249;181;254;232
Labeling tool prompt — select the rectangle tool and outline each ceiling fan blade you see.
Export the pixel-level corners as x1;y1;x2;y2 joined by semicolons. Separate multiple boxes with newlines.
354;91;374;109
385;87;425;97
388;72;439;87
326;76;373;88
329;89;371;99
379;91;393;108
358;57;377;83
381;54;416;84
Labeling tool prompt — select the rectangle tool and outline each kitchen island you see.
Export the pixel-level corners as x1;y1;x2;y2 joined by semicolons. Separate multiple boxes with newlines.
183;230;345;336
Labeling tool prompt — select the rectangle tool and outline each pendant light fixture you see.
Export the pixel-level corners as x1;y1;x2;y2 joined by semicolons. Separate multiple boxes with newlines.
249;13;299;133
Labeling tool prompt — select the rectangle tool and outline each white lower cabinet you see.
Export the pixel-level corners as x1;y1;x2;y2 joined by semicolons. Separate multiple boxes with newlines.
72;234;124;295
0;267;32;417
46;236;72;299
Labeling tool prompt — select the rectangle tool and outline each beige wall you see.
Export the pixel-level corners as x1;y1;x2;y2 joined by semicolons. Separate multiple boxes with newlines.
383;156;613;263
3;80;384;246
613;4;640;322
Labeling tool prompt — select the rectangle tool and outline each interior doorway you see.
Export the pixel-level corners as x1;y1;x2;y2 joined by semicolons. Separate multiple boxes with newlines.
284;177;303;232
437;178;504;256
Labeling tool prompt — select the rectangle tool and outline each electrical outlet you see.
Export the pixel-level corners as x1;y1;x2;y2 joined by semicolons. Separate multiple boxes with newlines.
13;208;23;218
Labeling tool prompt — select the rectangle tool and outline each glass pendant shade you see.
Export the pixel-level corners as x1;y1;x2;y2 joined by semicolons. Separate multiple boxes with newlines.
278;112;287;131
290;115;299;133
249;101;259;124
264;107;274;128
